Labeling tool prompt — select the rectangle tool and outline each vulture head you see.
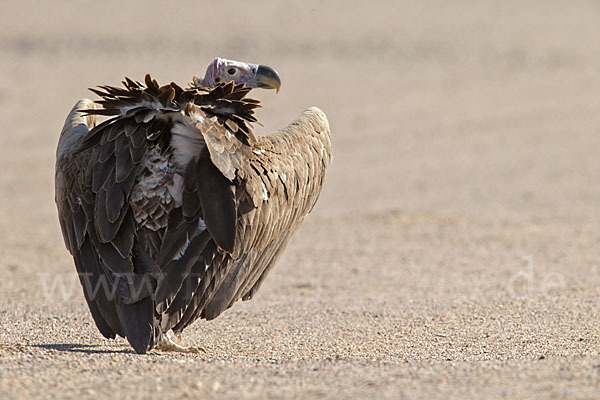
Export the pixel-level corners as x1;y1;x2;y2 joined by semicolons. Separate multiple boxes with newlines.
194;57;281;92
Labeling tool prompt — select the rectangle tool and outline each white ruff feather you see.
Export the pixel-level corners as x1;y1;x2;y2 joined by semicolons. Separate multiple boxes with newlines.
170;114;205;170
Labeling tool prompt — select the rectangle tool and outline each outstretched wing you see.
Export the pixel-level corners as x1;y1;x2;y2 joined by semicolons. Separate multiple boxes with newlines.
55;99;132;342
163;107;332;329
56;94;169;352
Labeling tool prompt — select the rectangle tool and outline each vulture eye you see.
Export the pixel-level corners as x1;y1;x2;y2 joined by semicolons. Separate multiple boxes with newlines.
227;68;236;75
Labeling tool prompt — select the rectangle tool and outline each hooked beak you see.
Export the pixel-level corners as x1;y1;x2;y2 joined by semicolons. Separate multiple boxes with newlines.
252;65;282;93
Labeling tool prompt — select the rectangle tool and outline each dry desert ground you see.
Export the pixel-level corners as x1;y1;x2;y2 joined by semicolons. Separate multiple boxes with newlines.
1;1;600;399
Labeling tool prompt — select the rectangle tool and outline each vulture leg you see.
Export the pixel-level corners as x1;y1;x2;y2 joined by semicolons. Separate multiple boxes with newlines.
153;330;206;354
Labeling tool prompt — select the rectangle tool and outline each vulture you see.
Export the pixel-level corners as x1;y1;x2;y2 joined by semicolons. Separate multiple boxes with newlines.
55;58;331;354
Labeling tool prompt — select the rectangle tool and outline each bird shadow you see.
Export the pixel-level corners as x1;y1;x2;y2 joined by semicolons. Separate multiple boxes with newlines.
32;343;132;354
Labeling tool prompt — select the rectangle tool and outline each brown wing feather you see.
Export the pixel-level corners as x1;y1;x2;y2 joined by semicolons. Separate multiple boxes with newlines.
195;147;237;253
56;97;163;352
169;107;331;329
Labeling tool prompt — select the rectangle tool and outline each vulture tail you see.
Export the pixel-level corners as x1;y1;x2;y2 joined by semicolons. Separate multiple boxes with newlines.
116;240;163;354
117;298;156;354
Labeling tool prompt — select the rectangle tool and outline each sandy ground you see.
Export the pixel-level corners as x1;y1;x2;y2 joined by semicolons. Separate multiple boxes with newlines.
1;0;600;398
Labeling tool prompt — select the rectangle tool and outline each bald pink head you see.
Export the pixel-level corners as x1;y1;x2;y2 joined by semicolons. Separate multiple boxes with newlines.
195;57;281;93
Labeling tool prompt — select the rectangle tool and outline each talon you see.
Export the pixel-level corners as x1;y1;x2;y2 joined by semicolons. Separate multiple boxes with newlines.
153;331;206;353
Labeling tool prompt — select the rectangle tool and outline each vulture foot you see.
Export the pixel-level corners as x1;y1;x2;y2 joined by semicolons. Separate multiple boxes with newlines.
154;331;206;354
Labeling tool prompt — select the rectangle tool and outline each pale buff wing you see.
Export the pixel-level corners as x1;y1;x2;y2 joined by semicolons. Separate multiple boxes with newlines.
169;107;332;325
